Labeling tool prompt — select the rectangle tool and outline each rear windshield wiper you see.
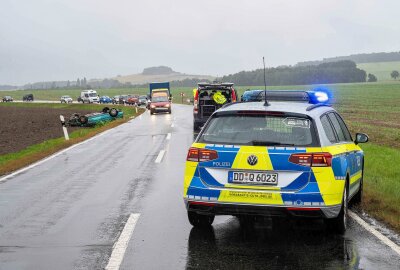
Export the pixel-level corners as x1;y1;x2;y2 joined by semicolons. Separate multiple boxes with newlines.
249;140;295;146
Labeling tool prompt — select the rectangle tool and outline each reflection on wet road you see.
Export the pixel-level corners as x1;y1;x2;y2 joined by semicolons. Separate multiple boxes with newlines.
187;217;360;270
0;105;399;270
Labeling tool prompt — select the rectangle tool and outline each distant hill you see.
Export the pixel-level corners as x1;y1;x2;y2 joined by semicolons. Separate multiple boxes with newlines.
114;66;215;84
297;51;400;66
357;61;400;81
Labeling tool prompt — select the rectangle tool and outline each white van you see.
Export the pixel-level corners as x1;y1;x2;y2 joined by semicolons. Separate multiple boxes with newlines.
80;90;99;103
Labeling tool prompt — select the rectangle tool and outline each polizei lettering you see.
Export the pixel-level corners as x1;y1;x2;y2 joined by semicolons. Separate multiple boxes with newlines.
212;162;231;167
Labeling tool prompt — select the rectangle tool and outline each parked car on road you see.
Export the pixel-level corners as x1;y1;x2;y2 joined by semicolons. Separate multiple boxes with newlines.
60;95;73;103
112;95;120;104
184;89;369;234
118;95;128;104
241;89;264;102
126;95;139;105
23;94;34;101
2;96;13;102
138;95;148;106
99;96;112;104
80;90;99;103
193;82;237;131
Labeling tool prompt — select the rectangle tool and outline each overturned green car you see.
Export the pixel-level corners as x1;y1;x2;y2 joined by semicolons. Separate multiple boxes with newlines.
68;107;123;127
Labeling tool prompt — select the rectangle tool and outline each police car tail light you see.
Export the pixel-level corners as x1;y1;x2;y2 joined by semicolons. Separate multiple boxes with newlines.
187;147;218;162
289;153;332;167
194;90;199;114
311;153;332;167
231;89;237;102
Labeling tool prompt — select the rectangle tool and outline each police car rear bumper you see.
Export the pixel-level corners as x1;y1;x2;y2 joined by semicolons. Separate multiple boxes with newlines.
185;200;342;219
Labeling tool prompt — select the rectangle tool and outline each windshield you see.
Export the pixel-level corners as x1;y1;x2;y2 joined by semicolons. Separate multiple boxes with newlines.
152;96;168;102
89;93;97;97
198;114;317;146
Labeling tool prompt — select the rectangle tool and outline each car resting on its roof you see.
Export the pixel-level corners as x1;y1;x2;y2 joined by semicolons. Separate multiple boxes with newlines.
184;89;368;234
67;107;123;127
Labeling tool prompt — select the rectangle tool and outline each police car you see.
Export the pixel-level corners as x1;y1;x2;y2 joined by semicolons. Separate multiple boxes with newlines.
183;89;368;233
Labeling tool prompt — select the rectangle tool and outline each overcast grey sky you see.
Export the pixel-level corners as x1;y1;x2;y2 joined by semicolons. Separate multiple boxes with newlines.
1;0;399;85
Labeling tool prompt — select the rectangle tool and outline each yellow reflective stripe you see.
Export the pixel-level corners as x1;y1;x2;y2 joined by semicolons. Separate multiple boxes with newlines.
231;146;273;170
191;143;207;148
311;167;344;205
350;171;362;185
305;147;323;153
184;161;198;196
321;145;347;156
218;190;283;205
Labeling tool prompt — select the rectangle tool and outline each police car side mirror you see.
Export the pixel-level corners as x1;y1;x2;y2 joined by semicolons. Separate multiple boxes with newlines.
355;133;369;144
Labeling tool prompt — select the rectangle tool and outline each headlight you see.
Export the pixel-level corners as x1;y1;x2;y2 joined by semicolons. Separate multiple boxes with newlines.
151;105;156;108
165;104;170;107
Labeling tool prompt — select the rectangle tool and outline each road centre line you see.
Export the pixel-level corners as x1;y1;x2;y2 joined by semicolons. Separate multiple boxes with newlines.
155;150;166;163
166;133;171;140
105;213;140;270
349;210;400;256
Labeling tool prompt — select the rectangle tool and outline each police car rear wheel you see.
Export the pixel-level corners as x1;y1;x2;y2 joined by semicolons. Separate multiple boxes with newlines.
187;211;214;227
326;186;348;234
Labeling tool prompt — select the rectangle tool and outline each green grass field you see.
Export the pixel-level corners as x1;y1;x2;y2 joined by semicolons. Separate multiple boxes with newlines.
357;61;400;81
1;82;400;230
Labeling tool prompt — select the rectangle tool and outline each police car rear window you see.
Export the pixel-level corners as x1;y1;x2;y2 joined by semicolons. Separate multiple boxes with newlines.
198;114;318;146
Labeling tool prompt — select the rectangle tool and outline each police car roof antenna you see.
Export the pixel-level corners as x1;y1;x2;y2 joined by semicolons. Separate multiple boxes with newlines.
263;57;270;106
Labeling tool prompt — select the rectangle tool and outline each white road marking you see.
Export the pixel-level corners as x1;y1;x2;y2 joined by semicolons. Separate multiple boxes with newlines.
349;210;400;256
105;213;140;270
0;127;115;182
171;123;174;128
166;133;171;140
155;150;166;163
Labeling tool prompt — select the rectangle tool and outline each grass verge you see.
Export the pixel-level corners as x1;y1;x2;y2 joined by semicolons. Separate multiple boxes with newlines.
0;104;145;176
357;143;400;232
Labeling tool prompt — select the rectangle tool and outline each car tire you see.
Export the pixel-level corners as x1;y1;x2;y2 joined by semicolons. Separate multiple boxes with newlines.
102;107;110;113
187;211;214;228
109;108;118;117
168;109;172;114
79;115;88;125
150;110;154;115
326;184;348;234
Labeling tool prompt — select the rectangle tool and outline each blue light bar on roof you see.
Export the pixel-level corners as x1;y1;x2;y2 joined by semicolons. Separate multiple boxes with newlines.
307;87;333;104
257;88;333;104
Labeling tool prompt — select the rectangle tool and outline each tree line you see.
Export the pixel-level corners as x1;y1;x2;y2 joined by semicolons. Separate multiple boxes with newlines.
297;51;400;66
220;61;367;86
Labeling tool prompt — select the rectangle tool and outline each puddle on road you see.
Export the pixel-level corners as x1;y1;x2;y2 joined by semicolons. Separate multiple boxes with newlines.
185;216;391;270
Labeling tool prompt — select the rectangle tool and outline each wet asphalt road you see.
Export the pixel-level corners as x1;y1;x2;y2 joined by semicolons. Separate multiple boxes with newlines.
0;104;399;270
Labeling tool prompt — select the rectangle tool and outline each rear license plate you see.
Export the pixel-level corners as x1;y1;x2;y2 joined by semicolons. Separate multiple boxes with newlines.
228;171;278;185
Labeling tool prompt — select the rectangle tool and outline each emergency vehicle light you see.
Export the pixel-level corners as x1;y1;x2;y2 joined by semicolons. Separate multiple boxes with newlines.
258;88;333;105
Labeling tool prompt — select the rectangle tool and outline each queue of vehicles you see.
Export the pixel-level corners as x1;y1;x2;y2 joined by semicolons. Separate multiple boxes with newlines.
184;85;369;234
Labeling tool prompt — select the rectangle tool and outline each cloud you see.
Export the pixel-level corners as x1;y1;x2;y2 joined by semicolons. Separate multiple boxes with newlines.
0;0;399;84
